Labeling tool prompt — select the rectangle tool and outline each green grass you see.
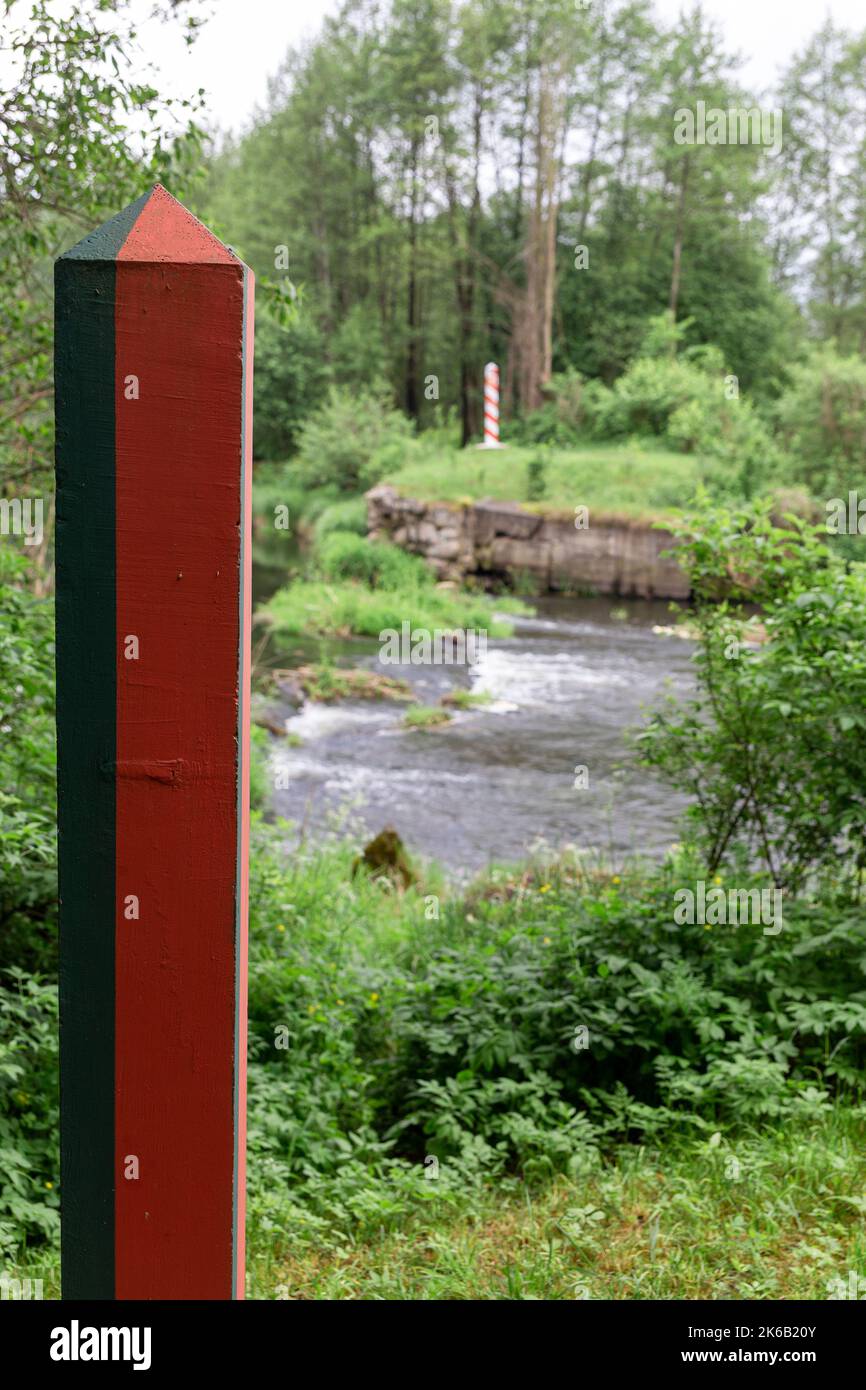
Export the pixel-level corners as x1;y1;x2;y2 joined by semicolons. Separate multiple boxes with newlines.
441;688;492;710
249;1109;866;1299
258;578;523;640
15;1109;864;1300
273;663;413;703
383;440;705;520
403;704;452;729
257;530;529;640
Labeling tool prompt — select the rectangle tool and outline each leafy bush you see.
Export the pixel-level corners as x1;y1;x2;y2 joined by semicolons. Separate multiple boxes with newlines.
526;455;547;501
316;531;429;590
295;385;415;493
253;313;331;461
774;348;866;499
577;337;781;499
638;502;866;893
0;970;59;1258
0;551;56;976
258;531;524;639
260;572;520;640
241;822;865;1256
328;304;389;393
506;371;610;447
596;353;706;438
312;496;369;542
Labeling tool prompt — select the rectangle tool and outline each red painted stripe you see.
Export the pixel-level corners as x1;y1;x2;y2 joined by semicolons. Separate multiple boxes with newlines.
234;271;254;1300
114;196;246;1299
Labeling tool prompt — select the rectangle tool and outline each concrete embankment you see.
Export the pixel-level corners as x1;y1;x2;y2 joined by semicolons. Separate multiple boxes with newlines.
366;486;690;599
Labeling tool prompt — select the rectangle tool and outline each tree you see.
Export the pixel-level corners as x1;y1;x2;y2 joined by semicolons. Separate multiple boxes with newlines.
775;21;866;350
0;0;206;532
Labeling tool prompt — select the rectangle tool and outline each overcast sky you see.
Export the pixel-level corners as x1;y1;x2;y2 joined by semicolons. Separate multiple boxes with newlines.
137;0;857;136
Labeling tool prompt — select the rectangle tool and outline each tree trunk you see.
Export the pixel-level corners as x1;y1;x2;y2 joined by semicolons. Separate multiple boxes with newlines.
405;139;420;420
669;153;690;324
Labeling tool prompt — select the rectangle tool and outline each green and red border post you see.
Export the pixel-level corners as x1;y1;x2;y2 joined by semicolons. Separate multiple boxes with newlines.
55;187;253;1299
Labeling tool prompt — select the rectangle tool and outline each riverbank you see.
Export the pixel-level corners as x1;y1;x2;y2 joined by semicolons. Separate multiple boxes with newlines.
367;484;690;598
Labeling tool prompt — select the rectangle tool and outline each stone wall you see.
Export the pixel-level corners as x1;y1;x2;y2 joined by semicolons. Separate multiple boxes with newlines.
366;485;690;600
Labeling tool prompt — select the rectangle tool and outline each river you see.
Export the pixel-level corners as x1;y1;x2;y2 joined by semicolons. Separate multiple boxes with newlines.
255;583;695;878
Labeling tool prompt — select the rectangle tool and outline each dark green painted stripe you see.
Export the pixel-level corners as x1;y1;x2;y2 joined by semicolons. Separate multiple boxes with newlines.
55;256;118;1300
60;188;153;262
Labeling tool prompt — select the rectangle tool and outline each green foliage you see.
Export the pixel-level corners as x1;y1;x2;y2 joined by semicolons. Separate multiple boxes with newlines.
525;455;548;502
506;371;601;448
329;304;389;393
260;574;519;642
247;1108;866;1299
638;502;866;892
0;971;59;1258
260;530;524;640
0;0;206;496
403;705;451;730
249;724;270;812
384;440;703;519
294;386;415;494
316;531;429;590
575;333;782;500
0;552;56;976
252;313;330;461
241;825;865;1250
774;348;866;498
441;688;491;710
312;497;369;542
504;328;782;505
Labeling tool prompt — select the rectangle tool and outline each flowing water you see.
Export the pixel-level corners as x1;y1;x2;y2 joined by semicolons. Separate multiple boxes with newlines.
256;582;695;877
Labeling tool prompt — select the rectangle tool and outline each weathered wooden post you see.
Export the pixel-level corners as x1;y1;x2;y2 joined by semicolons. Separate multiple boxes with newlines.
55;186;253;1300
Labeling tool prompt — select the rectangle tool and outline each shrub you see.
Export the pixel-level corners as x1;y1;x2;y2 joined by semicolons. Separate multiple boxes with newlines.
312;496;369;542
0;551;56;976
253;313;330;461
260;574;520;640
245;822;866;1225
403;705;451;730
637;501;866;894
316;532;430;590
295;385;415;493
329;304;389;393
774;348;866;498
506;371;610;447
526;455;547;501
0;969;60;1258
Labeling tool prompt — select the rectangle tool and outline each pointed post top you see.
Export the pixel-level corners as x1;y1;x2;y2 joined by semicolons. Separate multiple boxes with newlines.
59;185;245;267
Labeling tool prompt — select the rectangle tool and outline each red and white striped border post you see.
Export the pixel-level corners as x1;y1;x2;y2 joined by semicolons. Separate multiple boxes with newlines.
479;361;505;448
